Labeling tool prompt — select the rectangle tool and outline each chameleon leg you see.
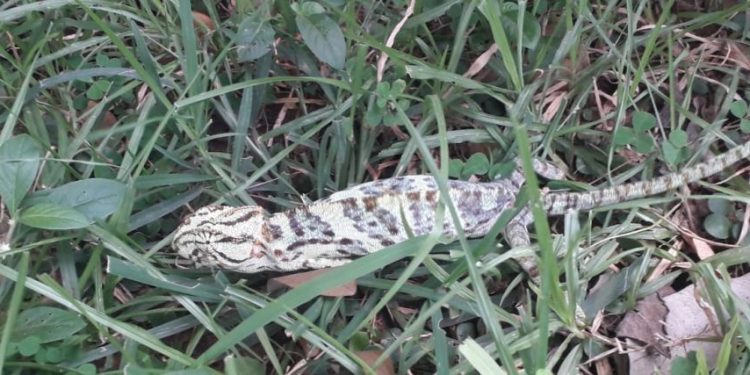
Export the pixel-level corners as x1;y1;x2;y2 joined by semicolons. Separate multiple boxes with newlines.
496;159;564;183
504;209;539;278
529;158;567;180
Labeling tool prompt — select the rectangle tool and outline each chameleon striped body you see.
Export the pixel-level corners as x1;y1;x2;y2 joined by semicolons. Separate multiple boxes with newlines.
173;176;524;272
173;141;750;274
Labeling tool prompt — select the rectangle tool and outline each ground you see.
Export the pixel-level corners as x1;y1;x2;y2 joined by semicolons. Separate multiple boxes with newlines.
0;1;749;374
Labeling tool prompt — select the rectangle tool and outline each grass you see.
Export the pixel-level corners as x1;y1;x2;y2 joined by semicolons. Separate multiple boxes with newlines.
0;0;749;374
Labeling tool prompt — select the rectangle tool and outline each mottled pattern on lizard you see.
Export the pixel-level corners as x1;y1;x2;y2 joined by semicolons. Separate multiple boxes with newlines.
173;141;750;274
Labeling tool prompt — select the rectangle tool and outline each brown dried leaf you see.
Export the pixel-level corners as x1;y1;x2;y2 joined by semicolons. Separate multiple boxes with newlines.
725;41;750;71
685;235;716;260
673;209;716;260
616;292;669;357
463;44;498;78
594;357;614;375
86;101;118;129
541;92;566;123
617;148;647;164
376;0;415;82
192;11;215;32
267;268;357;297
627;273;750;373
356;350;395;375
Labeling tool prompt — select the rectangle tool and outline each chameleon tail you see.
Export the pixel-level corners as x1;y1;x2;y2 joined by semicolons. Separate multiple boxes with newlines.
544;141;750;215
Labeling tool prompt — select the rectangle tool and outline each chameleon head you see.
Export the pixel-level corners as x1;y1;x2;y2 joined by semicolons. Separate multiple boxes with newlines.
172;205;276;272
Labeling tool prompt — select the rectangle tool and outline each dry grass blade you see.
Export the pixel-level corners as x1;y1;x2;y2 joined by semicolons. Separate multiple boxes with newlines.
376;0;416;82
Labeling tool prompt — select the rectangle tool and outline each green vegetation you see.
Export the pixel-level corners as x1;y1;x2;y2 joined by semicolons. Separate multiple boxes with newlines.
0;0;749;373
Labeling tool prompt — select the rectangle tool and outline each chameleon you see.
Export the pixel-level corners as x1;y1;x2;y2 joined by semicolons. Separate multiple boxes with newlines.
172;140;750;274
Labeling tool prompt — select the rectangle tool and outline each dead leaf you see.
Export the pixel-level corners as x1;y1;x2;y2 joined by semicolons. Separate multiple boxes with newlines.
685;235;716;260
626;273;750;373
724;41;750;71
192;11;215;33
616;291;670;357
463;44;498;78
617;148;647;164
267;268;357;297
594;357;614;375
671;207;717;260
356;350;395;375
376;0;416;82
534;80;569;123
541;92;566;123
86;101;118;129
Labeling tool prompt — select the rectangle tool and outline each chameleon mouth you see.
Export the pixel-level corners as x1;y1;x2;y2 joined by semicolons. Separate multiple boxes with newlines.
167;253;207;270
189;251;217;269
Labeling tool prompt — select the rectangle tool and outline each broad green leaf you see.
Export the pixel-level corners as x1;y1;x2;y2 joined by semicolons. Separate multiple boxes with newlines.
17;336;41;356
704;213;730;239
671;352;698;375
662;141;679;165
489;161;515;179
500;4;541;49
396;98;411;111
383;110;400;126
462;153;490;177
729;100;747;118
364;103;383;125
76;364;97;375
292;1;326;16
40;178;126;221
448;159;463;178
19;203;92;230
85;79;109;100
296;13;346;69
668;129;688;147
43;346;64;363
375;82;391;108
632;134;654;153
236;18;275;62
376;81;391;98
632;111;656;132
707;198;730;215
613;127;635;146
390;79;406;94
0;134;42;215
12;306;87;343
741;119;750;133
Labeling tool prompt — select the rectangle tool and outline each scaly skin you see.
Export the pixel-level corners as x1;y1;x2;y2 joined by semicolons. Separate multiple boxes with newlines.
173;175;524;272
543;141;750;214
173;141;750;273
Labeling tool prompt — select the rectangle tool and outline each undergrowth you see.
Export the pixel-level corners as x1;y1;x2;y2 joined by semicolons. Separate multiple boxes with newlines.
0;0;749;374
